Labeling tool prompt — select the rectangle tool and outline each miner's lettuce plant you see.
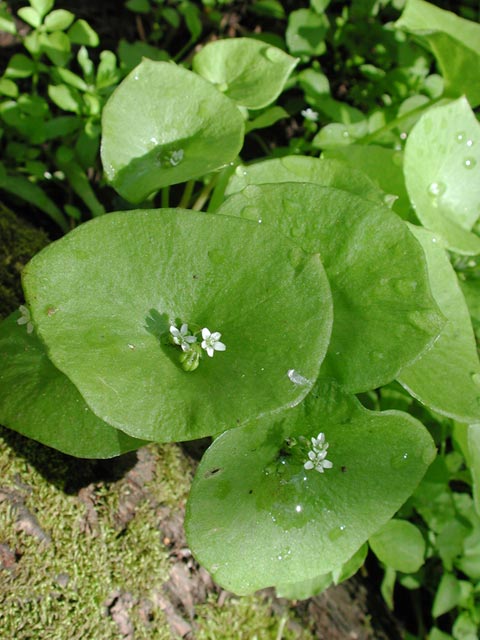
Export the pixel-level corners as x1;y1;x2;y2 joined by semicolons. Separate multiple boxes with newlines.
1;1;480;625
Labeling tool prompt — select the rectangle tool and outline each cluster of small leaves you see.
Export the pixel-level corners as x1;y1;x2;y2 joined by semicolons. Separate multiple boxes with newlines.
0;1;480;638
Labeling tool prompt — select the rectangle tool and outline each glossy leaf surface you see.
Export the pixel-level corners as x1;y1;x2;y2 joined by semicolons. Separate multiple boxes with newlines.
101;60;245;203
218;183;444;393
398;226;480;422
404;97;480;255
225;156;386;205
192;38;298;110
369;519;426;573
185;380;435;594
0;313;145;458
23;209;333;442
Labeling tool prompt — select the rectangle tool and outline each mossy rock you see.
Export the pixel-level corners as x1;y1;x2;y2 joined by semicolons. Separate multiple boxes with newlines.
0;208;49;320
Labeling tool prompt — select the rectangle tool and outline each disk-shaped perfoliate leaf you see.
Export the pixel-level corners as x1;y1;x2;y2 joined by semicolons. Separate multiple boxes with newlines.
192;38;298;110
404;97;480;255
225;156;386;206
185;379;435;594
101;60;245;203
398;226;480;422
396;0;480;107
218;183;444;393
369;519;426;573
0;313;146;458
22;209;333;442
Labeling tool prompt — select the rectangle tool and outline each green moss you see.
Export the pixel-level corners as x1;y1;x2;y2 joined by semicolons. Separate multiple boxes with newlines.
0;432;311;638
0;207;49;320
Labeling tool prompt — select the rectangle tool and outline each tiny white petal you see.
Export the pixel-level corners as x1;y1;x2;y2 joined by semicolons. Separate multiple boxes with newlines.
304;461;314;470
322;460;333;469
210;332;222;341
201;327;211;340
214;341;226;352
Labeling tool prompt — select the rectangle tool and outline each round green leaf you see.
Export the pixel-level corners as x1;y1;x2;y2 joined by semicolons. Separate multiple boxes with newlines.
398;226;480;422
0;313;146;458
23;209;333;442
218;183;444;393
192;38;298;110
404;97;480;255
369;519;425;573
101;60;245;203
185;379;435;594
225;156;387;206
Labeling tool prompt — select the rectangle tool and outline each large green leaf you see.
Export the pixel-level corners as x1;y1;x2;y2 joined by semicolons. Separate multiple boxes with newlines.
218;183;444;393
369;519;425;573
0;313;145;458
398;226;480;422
403;97;480;255
22;209;333;442
224;156;386;206
192;38;298;110
185;379;435;594
396;0;480;107
322;145;413;221
101;60;245;203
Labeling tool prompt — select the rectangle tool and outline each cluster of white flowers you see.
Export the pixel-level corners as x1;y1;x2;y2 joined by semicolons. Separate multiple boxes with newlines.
304;432;333;473
301;107;319;122
170;323;226;360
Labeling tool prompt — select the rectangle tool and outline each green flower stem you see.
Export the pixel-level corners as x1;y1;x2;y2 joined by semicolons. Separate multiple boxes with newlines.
357;97;443;146
192;174;220;212
178;180;195;209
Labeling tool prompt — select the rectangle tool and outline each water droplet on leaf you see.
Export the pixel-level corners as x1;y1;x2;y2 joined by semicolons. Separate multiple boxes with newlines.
456;131;466;143
391;452;409;469
464;157;476;170
427;182;446;198
328;525;346;541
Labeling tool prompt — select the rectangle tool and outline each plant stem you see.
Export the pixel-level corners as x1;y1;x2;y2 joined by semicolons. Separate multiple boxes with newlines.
192;174;220;211
178;180;195;209
357;97;444;146
161;186;170;209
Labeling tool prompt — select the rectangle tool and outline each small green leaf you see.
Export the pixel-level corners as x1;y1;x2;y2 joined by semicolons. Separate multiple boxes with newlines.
369;519;426;573
96;50;120;90
5;54;35;79
0;78;18;98
396;0;480;107
286;9;329;57
404;97;480;255
55;153;105;217
117;39;168;73
67;19;99;47
0;174;68;231
218;183;444;393
0;7;17;34
0;313;146;458
245;106;288;133
185;379;435;594
48;84;82;114
193;38;298;110
54;67;88;91
101;59;245;203
23;209;333;442
18;6;41;28
39;31;71;66
398;226;480;422
29;0;54;19
125;0;151;13
44;9;75;31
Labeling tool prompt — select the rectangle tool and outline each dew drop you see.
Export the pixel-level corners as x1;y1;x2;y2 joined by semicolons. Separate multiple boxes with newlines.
287;369;310;386
466;139;474;148
391;452;409;469
400;132;407;140
328;525;346;541
265;47;284;63
471;372;480;387
295;504;303;513
427;181;446;198
464;157;476;170
217;82;229;92
342;130;350;139
258;218;263;224
456;131;466;143
235;165;247;177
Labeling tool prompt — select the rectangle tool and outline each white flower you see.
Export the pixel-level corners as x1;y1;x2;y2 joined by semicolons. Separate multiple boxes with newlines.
170;323;197;352
301;108;319;122
17;305;34;334
201;327;226;358
304;431;333;473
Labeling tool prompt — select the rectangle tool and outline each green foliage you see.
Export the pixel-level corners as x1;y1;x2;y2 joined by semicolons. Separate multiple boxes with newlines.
1;0;480;637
